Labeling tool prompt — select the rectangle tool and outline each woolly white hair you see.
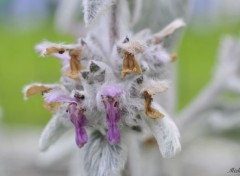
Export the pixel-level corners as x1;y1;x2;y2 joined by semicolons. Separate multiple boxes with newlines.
142;102;181;158
82;0;117;25
39;108;72;151
84;131;127;176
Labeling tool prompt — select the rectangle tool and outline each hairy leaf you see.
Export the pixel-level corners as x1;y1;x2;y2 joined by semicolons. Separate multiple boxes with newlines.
84;131;127;176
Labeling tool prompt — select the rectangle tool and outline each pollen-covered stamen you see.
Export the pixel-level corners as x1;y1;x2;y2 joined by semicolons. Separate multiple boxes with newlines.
65;47;83;80
68;103;88;148
121;52;142;78
143;91;164;119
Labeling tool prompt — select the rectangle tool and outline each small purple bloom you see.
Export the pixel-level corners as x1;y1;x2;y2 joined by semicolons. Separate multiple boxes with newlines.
44;89;88;147
101;84;123;97
68;103;88;148
101;85;123;144
44;90;76;104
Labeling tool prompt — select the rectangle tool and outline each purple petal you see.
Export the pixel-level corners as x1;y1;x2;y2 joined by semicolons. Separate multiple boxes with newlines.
75;126;88;148
101;84;123;97
102;96;121;144
68;103;88;147
107;122;120;145
44;90;76;104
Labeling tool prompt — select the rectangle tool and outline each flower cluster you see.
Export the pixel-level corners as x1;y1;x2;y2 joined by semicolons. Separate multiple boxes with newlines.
23;6;184;173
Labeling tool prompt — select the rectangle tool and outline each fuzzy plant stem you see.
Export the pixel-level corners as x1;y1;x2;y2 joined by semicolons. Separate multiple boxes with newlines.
178;80;223;132
109;1;119;49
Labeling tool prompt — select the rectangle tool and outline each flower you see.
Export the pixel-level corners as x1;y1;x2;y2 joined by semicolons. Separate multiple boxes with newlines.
23;1;185;174
101;84;123;144
67;102;88;148
44;89;88;147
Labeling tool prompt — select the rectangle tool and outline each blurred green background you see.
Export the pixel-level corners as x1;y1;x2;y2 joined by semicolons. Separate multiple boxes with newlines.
0;23;74;126
0;5;240;126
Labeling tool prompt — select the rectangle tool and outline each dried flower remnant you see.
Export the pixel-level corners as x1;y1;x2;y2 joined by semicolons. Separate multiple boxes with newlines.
37;42;84;80
23;83;62;111
121;52;142;78
120;40;144;78
43;102;61;111
65;47;83;80
23;84;52;98
144;91;164;119
171;52;178;62
44;46;66;56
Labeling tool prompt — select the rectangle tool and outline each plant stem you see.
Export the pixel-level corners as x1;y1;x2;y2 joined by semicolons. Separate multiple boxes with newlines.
109;2;119;49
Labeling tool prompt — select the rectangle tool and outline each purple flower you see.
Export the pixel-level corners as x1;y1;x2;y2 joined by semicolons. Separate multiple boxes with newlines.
44;90;88;147
101;85;123;145
68;103;88;148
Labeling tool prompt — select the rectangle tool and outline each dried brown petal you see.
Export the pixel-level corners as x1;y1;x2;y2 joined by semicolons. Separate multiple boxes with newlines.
143;91;164;119
121;52;142;78
64;70;81;81
143;137;157;147
25;85;52;98
64;47;83;80
43;102;61;112
171;53;177;62
45;47;66;56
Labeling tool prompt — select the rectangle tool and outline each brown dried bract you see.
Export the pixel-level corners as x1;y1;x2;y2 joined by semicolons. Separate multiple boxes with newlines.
25;85;52;98
64;70;81;81
45;47;66;55
171;52;177;62
43;102;61;111
143;91;164;119
121;52;142;78
143;137;157;147
64;47;83;80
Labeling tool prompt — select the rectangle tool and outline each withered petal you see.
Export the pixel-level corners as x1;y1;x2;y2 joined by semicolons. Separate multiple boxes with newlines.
121;52;142;78
25;85;52;98
144;91;164;119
